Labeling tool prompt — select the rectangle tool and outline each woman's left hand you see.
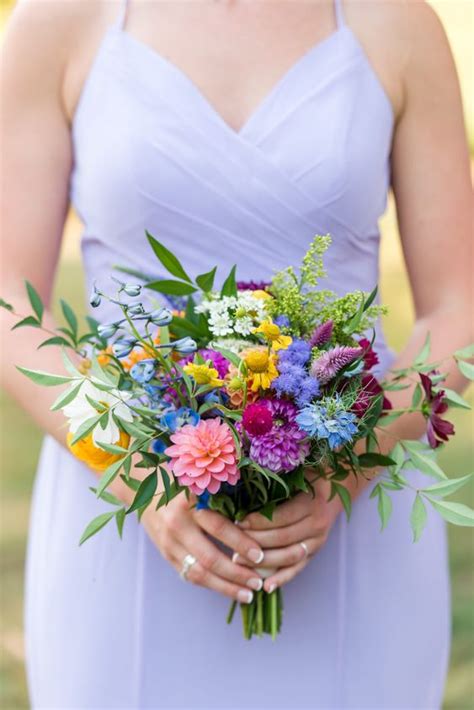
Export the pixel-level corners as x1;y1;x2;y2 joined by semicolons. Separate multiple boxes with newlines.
232;479;343;593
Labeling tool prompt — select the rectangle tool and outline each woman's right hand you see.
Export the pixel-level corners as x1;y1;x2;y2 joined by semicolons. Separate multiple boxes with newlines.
140;492;266;604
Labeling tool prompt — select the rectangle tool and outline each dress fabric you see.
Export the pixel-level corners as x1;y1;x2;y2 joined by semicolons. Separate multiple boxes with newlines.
24;0;451;707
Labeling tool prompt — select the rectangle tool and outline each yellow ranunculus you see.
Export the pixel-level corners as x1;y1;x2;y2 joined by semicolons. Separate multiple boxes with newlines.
253;319;292;351
183;363;223;387
67;429;130;472
243;349;279;391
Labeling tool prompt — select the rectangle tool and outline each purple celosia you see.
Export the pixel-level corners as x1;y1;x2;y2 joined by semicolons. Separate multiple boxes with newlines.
309;320;334;348
311;345;363;384
181;348;230;379
249;399;310;473
236;280;271;291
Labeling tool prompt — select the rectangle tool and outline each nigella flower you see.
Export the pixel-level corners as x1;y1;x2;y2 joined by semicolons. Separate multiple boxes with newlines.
296;395;358;450
248;399;310;473
420;372;455;448
358;338;379;370
311;345;363;384
309;320;333;348
161;406;200;433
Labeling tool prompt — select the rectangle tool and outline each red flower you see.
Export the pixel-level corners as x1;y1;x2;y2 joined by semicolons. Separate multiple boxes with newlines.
242;402;273;437
358;338;379;371
419;373;455;449
352;374;392;418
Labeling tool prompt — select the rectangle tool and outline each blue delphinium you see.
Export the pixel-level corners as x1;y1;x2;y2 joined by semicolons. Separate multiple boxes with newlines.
130;358;156;384
151;438;167;455
296;395;358;450
161;406;200;433
274;314;291;329
195;490;211;510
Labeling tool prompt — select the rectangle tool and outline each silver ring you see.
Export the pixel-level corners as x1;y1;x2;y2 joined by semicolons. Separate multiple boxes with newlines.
180;553;197;581
300;541;309;558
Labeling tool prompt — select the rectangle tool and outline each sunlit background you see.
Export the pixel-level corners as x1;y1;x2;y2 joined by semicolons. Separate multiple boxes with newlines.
1;1;473;707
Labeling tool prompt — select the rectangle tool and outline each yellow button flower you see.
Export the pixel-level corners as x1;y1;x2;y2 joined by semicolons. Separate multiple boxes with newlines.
183;362;223;387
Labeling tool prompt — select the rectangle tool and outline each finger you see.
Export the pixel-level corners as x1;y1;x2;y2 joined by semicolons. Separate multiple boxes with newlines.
171;542;255;604
263;558;309;593
242;516;322;549
232;538;318;569
192;508;265;565
238;493;315;530
179;526;264;591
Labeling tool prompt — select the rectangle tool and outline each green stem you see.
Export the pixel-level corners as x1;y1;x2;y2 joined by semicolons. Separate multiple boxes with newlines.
226;600;237;625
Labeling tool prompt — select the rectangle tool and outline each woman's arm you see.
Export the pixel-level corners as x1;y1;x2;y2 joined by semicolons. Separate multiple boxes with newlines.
240;2;473;592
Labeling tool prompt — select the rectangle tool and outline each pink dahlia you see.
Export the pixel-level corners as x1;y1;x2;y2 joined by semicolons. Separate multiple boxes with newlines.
165;419;240;495
242;402;273;436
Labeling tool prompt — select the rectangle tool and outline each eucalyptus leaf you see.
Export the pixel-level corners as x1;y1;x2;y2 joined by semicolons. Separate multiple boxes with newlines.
115;508;126;538
60;299;78;339
95;456;128;497
403;444;447;480
414;332;431;366
377;488;392;530
11;316;41;330
442;387;471;410
38;336;72;349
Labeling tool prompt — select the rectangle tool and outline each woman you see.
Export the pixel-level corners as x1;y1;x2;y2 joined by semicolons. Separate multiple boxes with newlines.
1;0;472;707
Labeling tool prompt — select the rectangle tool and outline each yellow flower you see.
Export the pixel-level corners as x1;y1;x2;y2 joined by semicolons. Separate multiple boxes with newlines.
183;363;223;387
243;349;279;391
252;290;273;301
253;319;293;352
67;429;130;472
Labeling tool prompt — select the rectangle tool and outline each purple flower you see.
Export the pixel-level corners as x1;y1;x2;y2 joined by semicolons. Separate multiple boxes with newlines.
278;339;311;367
309;320;333;348
236;280;271;291
420;373;455;448
274;315;291;329
248;399;310;473
273;360;319;406
181;348;230;379
311;346;363;384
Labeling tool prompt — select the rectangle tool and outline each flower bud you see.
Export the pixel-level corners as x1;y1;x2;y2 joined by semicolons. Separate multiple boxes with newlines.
150;308;173;326
112;338;136;359
127;303;146;317
97;322;120;339
89;290;101;308
173;337;197;354
130;359;156;384
123;283;142;297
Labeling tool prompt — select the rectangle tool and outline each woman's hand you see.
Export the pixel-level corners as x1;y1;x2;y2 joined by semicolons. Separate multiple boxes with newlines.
233;479;342;593
140;491;266;604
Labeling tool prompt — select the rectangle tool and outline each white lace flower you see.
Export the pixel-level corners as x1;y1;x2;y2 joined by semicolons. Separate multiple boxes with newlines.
234;315;254;335
63;379;133;446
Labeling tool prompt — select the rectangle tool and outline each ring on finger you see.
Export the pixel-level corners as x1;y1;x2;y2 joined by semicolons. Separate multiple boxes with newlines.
180;553;197;581
300;541;310;558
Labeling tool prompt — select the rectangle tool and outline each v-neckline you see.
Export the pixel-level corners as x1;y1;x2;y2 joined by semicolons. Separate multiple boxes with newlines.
114;23;348;139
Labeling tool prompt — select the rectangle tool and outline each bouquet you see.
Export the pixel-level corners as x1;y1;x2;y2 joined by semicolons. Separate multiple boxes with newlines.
3;233;473;640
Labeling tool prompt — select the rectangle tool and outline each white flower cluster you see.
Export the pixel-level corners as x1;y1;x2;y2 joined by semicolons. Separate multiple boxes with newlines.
195;291;269;337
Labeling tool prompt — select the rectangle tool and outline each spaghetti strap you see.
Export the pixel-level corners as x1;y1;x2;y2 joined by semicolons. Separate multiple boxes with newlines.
114;0;130;30
334;0;346;28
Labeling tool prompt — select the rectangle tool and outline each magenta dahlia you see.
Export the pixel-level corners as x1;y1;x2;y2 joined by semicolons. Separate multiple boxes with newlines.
242;402;273;436
248;399;309;473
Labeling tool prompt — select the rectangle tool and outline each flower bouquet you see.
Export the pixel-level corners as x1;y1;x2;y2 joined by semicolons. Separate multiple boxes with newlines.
3;233;474;640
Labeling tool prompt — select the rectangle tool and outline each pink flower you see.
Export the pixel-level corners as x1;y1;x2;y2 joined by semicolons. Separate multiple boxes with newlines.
165;418;240;495
311;345;363;384
419;373;455;448
358;338;379;370
242;402;273;436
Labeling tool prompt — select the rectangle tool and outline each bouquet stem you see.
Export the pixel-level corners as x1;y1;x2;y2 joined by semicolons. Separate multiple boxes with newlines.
227;588;283;640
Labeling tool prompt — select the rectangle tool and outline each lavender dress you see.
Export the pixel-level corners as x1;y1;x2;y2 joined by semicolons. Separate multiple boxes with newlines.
24;0;450;707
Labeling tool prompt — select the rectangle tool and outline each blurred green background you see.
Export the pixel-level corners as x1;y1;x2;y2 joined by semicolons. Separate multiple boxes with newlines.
1;1;473;708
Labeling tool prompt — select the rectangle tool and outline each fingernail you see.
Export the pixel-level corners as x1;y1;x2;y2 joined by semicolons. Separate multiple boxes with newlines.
247;577;264;591
248;548;264;564
267;583;276;594
236;519;250;529
231;552;240;564
238;589;254;604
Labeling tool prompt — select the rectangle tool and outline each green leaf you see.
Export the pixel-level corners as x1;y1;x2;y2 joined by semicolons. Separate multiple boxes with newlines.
69;414;102;446
411;383;423;409
60;299;78;339
79;511;116;545
25;281;44;322
196;266;217;292
257;501;277;521
344;292;365;334
410;494;427;542
155;481;182;510
16;366;75;387
442;387;471;410
457;359;474;380
50;380;84;411
96;457;128;498
170;315;204;338
115;508;126;538
220;264;237;297
388;442;405;474
331;482;352;520
357;453;396;468
414;332;431;366
402;443;447;480
0;297;14;312
362;285;378;312
426;498;474;527
96;441;130;455
377;488;392;530
211;345;246;371
127;471;157;513
88;487;122;506
159;466;172;503
377;410;404;426
454;344;474;360
38;336;72;349
146;232;192;282
422;473;473;498
120;474;141;492
146;279;197;296
11;316;41;330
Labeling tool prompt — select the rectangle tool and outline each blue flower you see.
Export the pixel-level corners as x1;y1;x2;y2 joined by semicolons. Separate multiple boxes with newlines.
273;360;319;406
130;359;156;384
274;314;291;329
123;283;142;297
151;438;168;454
112;337;137;358
161;406;200;433
278;339;311;367
173;337;197;354
296;396;358;450
195;490;211;510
